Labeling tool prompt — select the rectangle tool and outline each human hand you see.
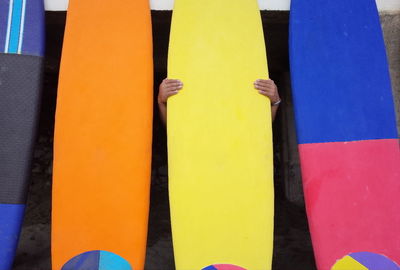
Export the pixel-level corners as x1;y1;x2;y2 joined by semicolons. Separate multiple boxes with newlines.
254;79;281;105
158;79;183;105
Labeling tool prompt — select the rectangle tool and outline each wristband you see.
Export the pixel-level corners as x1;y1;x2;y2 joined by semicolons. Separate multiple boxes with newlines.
271;99;282;106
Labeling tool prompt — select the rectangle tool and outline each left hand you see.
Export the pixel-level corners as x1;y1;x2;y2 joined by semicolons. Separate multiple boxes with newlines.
254;79;281;104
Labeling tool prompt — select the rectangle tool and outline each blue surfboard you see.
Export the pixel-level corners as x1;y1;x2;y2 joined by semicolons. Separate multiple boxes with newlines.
290;0;400;269
0;1;45;269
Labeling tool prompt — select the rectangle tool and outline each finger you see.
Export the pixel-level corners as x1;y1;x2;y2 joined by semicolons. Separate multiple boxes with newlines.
255;79;275;84
255;80;274;86
254;84;273;91
258;90;274;98
165;85;183;91
163;84;182;91
161;82;182;89
259;92;272;99
164;83;183;90
165;79;183;85
166;90;179;98
168;82;183;88
254;83;273;90
258;90;268;96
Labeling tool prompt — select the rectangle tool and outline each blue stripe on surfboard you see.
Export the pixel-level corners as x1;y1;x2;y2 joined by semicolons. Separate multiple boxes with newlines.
7;0;24;53
289;0;398;144
22;0;44;56
0;0;44;56
0;1;10;52
99;251;132;270
0;204;25;270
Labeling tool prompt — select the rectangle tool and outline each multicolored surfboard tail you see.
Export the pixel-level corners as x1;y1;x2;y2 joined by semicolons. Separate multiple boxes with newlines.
0;0;45;269
61;250;132;270
332;252;400;270
289;0;400;269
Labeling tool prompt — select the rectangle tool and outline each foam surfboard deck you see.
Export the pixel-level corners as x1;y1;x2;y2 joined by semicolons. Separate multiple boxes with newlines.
289;0;400;269
51;0;153;269
168;0;274;269
0;1;44;269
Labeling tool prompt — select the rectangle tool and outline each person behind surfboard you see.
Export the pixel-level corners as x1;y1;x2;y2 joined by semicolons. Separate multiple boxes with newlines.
158;78;281;124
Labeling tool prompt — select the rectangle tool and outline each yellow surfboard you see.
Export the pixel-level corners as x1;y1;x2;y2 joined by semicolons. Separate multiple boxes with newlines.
167;0;274;269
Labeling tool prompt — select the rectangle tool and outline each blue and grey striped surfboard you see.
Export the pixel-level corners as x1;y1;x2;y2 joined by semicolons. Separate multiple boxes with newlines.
0;1;45;269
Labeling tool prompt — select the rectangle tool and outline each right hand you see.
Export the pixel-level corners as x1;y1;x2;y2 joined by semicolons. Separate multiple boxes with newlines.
158;79;183;105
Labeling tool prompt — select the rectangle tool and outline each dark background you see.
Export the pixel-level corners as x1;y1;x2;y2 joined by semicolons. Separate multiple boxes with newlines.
12;11;317;270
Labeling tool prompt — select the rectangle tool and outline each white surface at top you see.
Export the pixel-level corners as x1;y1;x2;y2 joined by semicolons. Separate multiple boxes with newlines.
44;0;400;11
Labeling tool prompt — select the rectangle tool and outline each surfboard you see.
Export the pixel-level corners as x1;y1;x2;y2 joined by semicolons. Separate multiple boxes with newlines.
51;0;153;269
0;1;44;269
167;0;274;269
289;0;400;269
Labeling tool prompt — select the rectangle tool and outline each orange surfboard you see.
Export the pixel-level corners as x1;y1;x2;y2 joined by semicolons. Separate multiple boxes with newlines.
51;0;153;269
